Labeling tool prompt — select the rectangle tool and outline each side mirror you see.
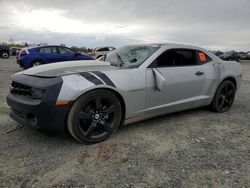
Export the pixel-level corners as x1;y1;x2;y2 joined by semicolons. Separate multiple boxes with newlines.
152;68;166;91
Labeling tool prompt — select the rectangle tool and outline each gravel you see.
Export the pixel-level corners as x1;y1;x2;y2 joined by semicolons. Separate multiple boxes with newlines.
0;57;250;188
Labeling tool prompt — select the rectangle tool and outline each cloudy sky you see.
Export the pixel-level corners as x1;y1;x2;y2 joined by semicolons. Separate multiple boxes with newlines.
0;0;250;50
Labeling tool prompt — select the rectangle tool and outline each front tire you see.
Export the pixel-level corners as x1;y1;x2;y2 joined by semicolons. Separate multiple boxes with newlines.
67;89;122;144
210;80;236;113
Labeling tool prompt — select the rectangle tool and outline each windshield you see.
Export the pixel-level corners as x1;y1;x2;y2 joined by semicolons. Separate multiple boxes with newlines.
104;45;159;68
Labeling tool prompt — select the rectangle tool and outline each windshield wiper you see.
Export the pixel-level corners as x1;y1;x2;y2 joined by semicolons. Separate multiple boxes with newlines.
116;53;125;67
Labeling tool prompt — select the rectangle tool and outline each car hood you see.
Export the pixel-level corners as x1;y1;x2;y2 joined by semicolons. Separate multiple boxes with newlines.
19;60;119;77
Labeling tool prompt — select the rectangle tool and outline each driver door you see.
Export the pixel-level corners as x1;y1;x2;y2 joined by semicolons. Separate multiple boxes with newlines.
145;49;206;114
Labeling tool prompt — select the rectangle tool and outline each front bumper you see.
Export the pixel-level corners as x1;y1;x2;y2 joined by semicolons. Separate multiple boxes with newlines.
6;74;72;135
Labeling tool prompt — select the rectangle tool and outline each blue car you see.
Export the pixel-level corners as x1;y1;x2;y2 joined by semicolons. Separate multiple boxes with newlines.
17;45;94;69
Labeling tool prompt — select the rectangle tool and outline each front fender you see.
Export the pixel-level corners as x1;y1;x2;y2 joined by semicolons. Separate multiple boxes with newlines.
57;74;126;105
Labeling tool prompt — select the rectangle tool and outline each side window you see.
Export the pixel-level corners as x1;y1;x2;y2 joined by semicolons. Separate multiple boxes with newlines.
58;47;75;55
40;47;51;54
197;51;212;64
51;47;57;54
151;49;198;67
39;47;57;54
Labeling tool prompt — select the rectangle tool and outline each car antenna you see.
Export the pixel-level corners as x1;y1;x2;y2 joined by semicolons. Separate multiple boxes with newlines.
6;125;24;134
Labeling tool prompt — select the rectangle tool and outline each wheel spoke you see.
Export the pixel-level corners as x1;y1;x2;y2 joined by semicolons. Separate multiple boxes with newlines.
100;121;113;133
78;111;92;119
225;89;234;97
85;121;97;137
224;99;231;105
218;94;224;100
95;97;102;109
103;105;116;114
218;98;225;109
222;86;226;94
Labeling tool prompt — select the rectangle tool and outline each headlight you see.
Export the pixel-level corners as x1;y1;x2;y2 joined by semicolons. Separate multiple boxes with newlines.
31;88;44;99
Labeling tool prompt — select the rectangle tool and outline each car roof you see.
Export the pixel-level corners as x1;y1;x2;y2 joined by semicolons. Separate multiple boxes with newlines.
158;43;206;50
123;43;209;51
23;45;68;50
157;43;221;61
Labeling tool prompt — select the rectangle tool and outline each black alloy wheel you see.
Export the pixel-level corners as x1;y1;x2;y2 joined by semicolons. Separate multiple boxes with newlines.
211;80;236;113
67;89;122;144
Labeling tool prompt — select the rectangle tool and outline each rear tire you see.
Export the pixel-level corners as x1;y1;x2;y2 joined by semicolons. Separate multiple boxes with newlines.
1;51;9;59
32;61;42;67
210;80;236;113
67;89;122;144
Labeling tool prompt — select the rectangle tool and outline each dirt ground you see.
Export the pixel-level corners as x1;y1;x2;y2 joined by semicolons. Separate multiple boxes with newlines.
0;57;249;188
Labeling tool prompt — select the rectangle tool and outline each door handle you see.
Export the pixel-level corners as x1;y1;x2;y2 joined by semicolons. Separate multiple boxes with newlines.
195;71;204;76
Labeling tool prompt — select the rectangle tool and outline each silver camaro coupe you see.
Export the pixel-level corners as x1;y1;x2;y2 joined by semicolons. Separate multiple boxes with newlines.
7;44;242;144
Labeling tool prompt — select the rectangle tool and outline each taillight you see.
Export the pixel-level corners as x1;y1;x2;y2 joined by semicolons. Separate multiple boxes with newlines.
20;50;27;56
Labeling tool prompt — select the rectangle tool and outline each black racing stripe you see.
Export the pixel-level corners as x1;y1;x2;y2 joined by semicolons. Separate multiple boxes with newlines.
91;71;116;88
79;72;104;85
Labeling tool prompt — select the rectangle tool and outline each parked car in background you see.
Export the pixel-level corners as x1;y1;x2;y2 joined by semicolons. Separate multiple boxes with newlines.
10;47;21;56
0;45;10;59
238;52;249;60
219;51;240;62
17;45;94;69
92;47;116;59
213;50;224;57
246;51;250;60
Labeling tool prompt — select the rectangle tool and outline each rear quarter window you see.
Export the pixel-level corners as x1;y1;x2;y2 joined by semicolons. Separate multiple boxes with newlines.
39;47;57;54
